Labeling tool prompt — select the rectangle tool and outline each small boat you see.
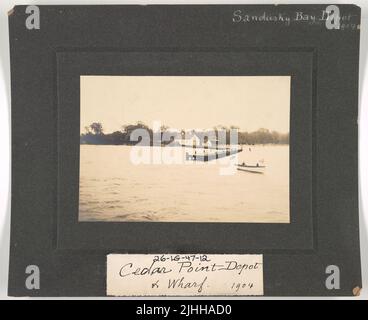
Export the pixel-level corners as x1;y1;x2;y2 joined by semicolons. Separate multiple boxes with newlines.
236;163;266;174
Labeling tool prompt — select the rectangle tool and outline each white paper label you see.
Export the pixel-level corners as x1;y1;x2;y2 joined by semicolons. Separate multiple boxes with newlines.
106;254;263;296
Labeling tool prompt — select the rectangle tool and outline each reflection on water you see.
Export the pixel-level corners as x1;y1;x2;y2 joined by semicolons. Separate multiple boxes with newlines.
79;145;289;223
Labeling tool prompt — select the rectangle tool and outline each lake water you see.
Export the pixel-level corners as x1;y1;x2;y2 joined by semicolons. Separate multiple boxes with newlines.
79;145;289;223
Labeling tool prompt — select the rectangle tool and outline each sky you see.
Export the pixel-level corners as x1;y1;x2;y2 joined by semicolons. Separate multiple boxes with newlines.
80;76;290;134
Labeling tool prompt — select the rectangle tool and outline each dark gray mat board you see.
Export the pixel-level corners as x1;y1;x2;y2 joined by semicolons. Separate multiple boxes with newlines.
8;4;361;296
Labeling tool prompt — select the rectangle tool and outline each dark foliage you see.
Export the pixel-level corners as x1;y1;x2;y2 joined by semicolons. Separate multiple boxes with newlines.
80;123;289;145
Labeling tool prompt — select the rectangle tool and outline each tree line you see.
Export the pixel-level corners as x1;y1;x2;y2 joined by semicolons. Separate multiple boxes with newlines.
80;122;289;145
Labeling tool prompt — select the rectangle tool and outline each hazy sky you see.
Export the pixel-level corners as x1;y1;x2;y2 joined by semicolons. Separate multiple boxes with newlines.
80;76;290;133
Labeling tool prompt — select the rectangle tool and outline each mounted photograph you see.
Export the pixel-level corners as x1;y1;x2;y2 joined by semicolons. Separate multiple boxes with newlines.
79;76;290;223
7;4;362;298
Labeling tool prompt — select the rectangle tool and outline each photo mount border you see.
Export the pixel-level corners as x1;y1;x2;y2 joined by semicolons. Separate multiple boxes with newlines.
8;4;361;296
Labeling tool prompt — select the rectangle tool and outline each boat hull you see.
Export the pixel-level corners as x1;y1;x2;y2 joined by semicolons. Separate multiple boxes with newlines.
236;165;266;174
186;148;242;162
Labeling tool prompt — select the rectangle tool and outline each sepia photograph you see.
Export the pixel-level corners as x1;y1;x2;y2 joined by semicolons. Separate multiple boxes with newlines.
79;76;290;223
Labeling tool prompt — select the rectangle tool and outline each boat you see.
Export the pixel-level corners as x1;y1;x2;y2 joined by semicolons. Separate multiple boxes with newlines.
186;146;243;162
236;163;266;174
186;150;224;161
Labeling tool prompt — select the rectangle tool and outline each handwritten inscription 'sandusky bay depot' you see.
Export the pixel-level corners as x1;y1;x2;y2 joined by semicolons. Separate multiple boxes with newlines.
106;254;263;296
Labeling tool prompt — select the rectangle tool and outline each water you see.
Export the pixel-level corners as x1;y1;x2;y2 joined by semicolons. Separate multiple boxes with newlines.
79;145;289;223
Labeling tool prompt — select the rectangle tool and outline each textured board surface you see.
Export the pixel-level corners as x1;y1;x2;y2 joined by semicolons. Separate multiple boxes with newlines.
8;5;361;296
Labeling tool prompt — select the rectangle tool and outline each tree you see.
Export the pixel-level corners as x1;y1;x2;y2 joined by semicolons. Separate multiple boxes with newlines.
89;122;103;135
